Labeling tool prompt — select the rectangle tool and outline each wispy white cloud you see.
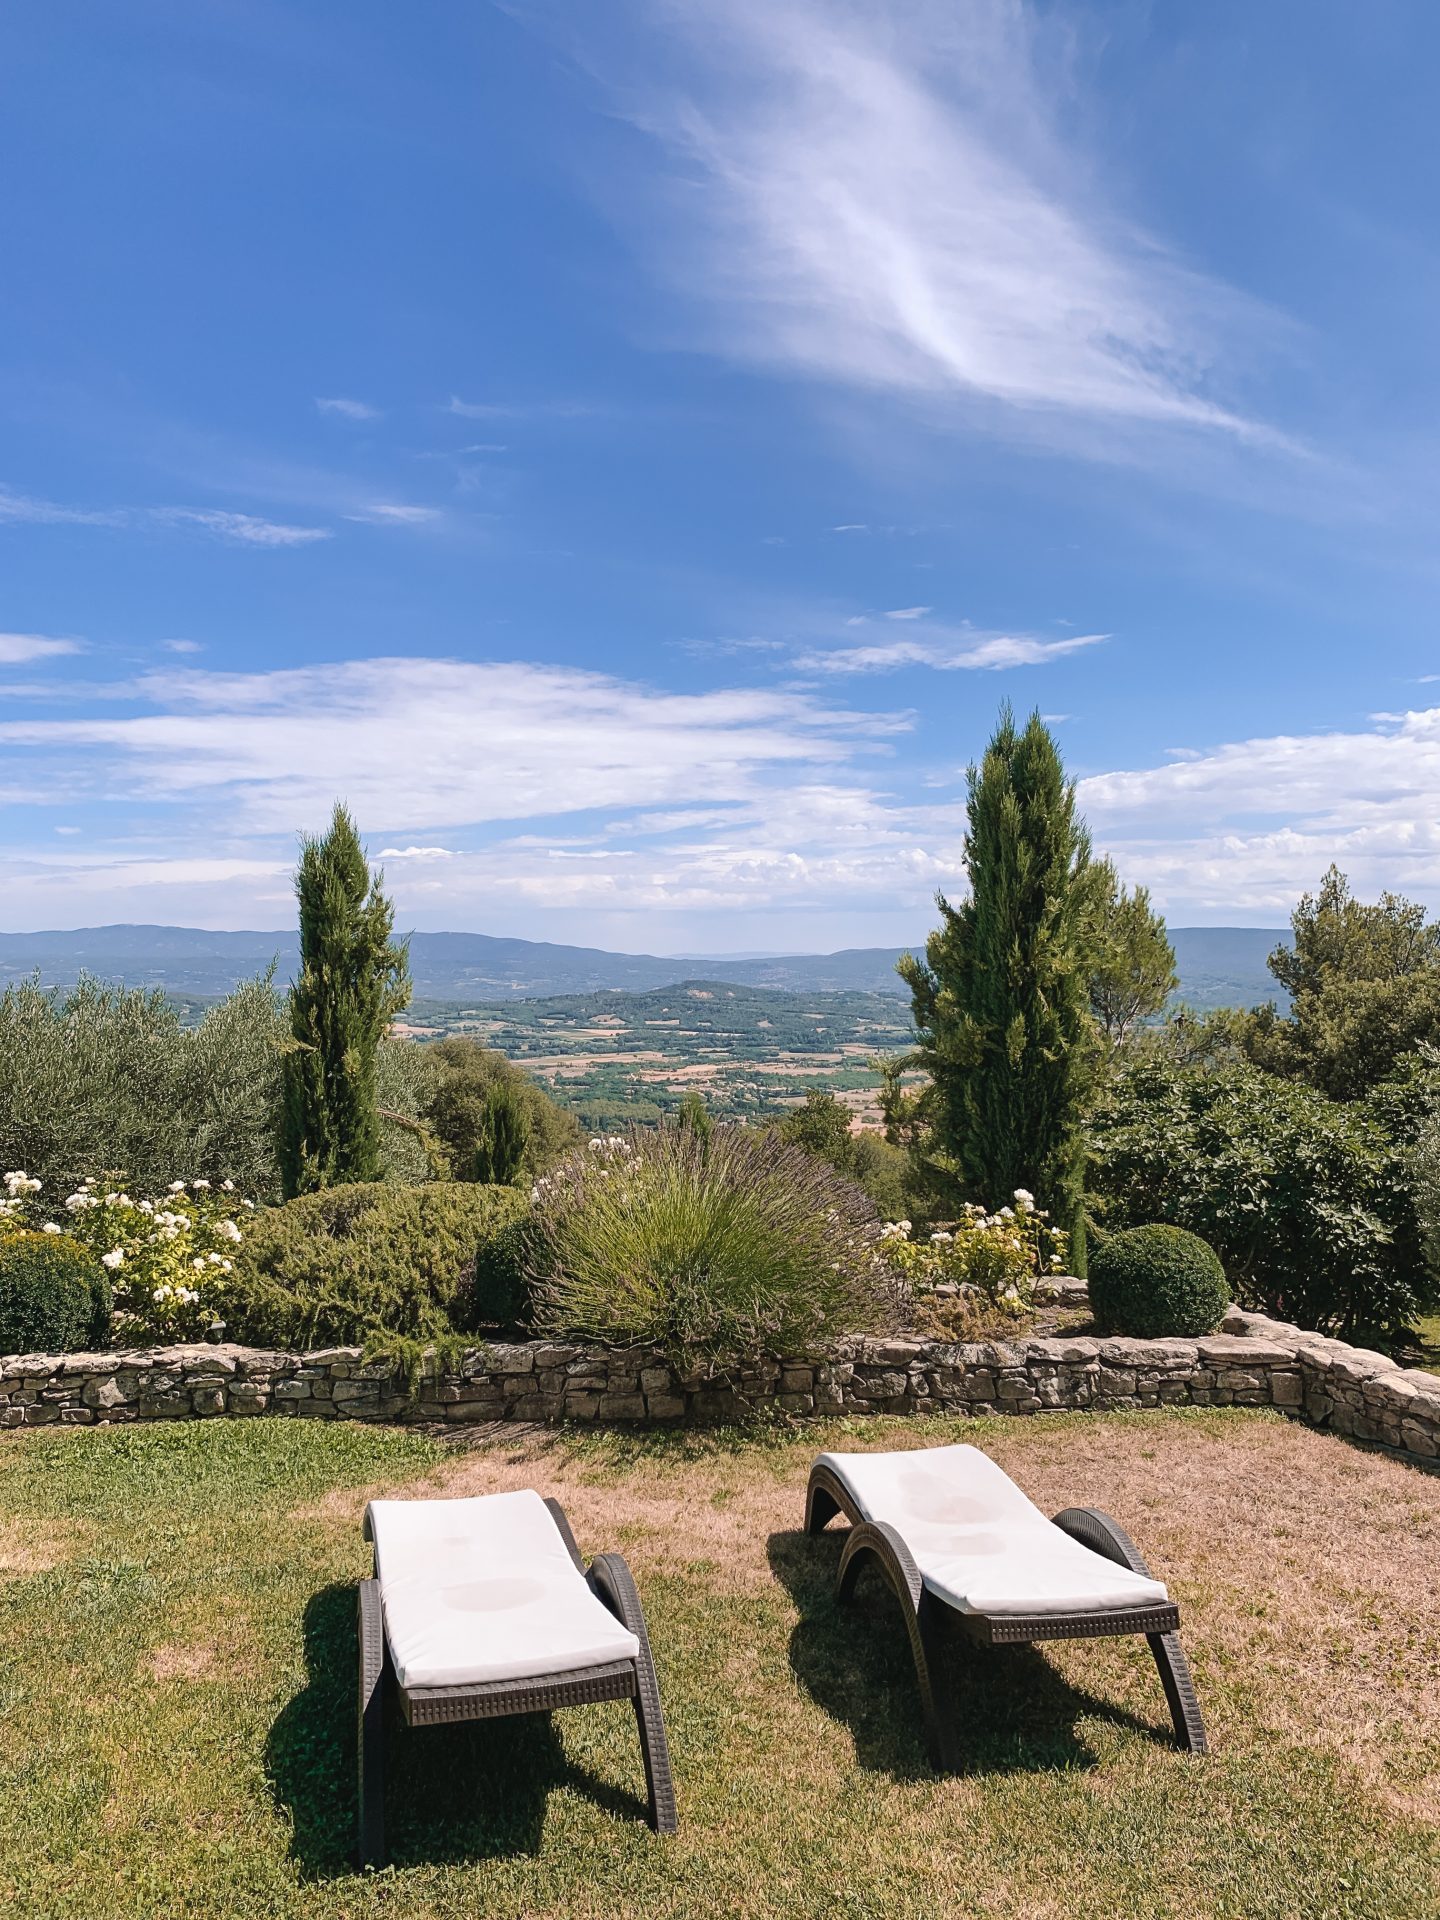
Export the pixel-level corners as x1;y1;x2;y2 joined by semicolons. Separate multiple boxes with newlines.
315;396;381;420
884;606;931;621
446;395;595;421
795;624;1106;674
0;486;122;528
0;632;83;664
0;485;331;547
343;503;443;526
150;508;332;547
584;0;1284;455
159;639;204;655
0;656;907;838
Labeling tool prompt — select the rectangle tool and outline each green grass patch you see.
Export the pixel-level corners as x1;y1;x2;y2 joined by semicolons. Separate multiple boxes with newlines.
0;1412;1436;1918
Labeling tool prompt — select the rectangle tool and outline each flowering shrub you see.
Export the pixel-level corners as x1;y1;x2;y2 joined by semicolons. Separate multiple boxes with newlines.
1;1171;250;1342
877;1189;1067;1319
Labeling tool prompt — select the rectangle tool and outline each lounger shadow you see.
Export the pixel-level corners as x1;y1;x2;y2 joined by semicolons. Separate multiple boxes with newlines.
357;1491;677;1866
803;1447;1208;1772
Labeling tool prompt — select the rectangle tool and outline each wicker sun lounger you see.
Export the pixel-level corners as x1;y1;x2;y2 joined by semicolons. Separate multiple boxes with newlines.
357;1488;677;1863
805;1444;1207;1768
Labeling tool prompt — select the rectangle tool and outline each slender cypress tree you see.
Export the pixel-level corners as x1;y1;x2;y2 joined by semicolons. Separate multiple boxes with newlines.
473;1080;530;1185
279;804;411;1197
899;707;1096;1237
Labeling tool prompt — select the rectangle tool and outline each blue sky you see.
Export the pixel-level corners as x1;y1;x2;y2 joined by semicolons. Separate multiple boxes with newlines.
4;0;1440;952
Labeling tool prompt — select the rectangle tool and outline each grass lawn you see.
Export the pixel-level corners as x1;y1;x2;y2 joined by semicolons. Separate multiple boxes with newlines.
1414;1314;1440;1376
1;1409;1438;1920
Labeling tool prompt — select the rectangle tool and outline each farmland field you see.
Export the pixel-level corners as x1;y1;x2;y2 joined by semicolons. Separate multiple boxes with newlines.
397;980;915;1129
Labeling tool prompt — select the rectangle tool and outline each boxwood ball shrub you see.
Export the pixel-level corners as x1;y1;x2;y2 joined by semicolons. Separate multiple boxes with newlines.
1088;1224;1229;1340
526;1127;888;1372
0;1231;112;1355
224;1181;528;1351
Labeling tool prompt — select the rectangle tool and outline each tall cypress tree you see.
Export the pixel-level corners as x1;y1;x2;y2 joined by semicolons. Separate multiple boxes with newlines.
472;1080;530;1185
279;804;411;1197
899;708;1096;1237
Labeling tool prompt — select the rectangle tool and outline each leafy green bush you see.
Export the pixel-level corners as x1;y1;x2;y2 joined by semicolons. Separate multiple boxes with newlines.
771;1090;914;1220
0;973;288;1200
1088;1224;1229;1338
224;1182;527;1351
526;1128;887;1371
1090;1060;1432;1343
423;1038;581;1182
0;1232;112;1355
463;1217;534;1333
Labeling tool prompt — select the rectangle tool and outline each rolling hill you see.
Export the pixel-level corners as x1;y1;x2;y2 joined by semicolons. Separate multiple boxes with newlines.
0;921;1287;1010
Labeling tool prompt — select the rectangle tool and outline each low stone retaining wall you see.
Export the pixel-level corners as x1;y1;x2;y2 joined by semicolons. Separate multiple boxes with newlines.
3;1307;1438;1460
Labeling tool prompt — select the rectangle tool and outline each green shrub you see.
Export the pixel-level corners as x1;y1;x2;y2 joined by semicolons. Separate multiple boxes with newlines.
462;1217;534;1333
224;1182;527;1351
0;1232;112;1355
1089;1060;1432;1343
1087;1224;1229;1339
526;1128;887;1371
423;1037;581;1182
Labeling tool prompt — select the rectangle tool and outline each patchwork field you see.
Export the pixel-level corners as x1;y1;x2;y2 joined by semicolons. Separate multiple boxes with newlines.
399;980;916;1128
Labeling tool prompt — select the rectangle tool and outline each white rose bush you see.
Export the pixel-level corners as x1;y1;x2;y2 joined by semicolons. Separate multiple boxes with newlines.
1;1171;250;1342
877;1189;1068;1318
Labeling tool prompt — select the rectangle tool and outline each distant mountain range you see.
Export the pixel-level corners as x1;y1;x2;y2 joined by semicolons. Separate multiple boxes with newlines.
0;922;1287;1010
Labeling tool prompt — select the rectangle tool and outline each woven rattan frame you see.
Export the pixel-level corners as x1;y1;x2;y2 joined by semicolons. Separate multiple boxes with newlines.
805;1458;1208;1766
357;1495;677;1865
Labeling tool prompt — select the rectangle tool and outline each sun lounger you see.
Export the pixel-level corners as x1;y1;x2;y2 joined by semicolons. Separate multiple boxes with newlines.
357;1489;677;1862
805;1444;1207;1766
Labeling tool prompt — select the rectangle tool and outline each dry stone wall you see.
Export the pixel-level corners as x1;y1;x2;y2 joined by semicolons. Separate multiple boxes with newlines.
3;1306;1438;1461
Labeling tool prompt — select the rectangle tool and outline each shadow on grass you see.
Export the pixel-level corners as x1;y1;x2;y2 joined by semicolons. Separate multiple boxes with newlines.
767;1528;1168;1780
265;1583;650;1879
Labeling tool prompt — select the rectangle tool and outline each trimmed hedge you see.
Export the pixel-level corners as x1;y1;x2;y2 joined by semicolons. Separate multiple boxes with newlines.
224;1182;528;1350
1088;1224;1229;1340
0;1232;112;1355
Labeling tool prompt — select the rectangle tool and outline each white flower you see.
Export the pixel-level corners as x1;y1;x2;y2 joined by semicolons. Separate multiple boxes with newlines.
192;1178;210;1190
221;1179;235;1192
192;1257;206;1272
101;1248;125;1270
588;1138;604;1152
41;1221;62;1234
1013;1188;1035;1209
168;1181;186;1193
930;1231;953;1245
216;1218;242;1243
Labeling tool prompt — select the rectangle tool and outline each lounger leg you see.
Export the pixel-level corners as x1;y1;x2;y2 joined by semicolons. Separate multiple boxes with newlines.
1051;1507;1209;1755
587;1552;679;1833
804;1473;844;1535
357;1578;387;1867
837;1521;958;1771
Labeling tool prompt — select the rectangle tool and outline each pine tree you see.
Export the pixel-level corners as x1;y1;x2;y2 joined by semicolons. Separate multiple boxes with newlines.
473;1079;531;1184
278;804;410;1197
899;707;1097;1238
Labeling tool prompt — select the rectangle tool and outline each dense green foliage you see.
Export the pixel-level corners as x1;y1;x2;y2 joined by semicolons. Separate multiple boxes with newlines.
1087;862;1178;1052
466;1217;534;1332
472;1079;530;1185
224;1181;527;1350
0;1231;111;1355
1242;866;1440;1100
279;805;411;1197
1090;1059;1432;1342
0;973;285;1198
1087;1224;1229;1339
422;1036;581;1178
773;1089;910;1219
900;709;1097;1231
526;1129;887;1370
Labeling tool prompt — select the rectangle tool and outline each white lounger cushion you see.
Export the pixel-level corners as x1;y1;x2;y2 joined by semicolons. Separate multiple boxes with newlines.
817;1444;1169;1618
366;1489;641;1689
